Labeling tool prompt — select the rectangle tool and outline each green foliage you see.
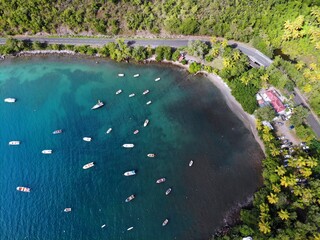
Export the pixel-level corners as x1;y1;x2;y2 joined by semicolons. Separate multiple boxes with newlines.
255;106;276;122
172;50;181;61
188;62;202;74
290;105;309;126
188;40;209;59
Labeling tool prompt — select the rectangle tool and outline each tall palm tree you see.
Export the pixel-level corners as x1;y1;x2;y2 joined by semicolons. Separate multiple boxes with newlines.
267;193;279;204
295;61;305;71
278;209;290;220
275;166;286;176
259;220;271;234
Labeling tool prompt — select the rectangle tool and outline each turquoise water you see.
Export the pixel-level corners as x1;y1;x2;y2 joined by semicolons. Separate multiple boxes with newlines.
0;56;263;240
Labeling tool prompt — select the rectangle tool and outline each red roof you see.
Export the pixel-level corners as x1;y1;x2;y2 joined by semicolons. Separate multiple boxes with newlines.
266;90;286;113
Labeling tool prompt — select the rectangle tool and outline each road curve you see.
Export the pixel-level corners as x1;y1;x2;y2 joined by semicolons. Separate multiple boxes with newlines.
0;36;319;138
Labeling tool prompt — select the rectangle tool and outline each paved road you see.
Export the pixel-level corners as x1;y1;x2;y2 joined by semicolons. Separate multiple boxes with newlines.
0;36;318;138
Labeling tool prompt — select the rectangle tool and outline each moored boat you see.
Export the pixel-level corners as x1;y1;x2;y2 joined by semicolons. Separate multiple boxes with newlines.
189;160;194;167
155;77;161;82
162;218;169;226
42;149;52;154
16;186;30;192
118;73;124;77
9;141;20;145
116;89;122;95
91;100;104;110
165;188;172;195
124;170;136;176
64;208;71;212
101;224;106;228
146;101;152;105
127;227;134;231
147;153;155;158
133;74;140;77
156;178;166;184
143;119;149;127
106;128;112;134
125;194;135;202
4;98;16;103
83;137;92;142
52;129;62;134
133;130;139;135
142;90;149;95
123;144;134;148
129;93;135;97
83;162;95;169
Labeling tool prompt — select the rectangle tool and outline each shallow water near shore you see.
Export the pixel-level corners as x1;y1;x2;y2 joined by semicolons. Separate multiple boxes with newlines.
0;56;263;240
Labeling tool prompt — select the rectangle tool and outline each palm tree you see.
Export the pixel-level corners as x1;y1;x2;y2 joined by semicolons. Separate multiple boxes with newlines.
267;193;279;204
278;209;290;220
259;220;271;234
260;73;269;88
232;50;241;61
223;57;232;68
295;61;305;71
300;167;312;178
240;76;250;85
310;63;317;70
272;184;281;193
275;166;286;176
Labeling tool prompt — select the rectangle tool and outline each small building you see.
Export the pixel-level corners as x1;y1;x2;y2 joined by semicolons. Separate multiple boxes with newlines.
266;90;286;114
178;54;185;62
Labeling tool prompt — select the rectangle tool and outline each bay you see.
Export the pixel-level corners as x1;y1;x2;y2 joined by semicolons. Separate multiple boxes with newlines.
0;56;263;240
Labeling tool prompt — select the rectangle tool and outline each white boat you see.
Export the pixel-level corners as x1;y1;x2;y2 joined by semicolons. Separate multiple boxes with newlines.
4;98;16;103
156;178;166;184
142;90;149;95
133;130;139;135
16;186;31;192
42;150;52;154
83;162;95;169
118;73;124;77
189;160;194;167
162;218;169;226
133;74;140;77
91;100;104;110
106;128;112;134
9;141;20;145
147;153;155;158
52;129;62;134
101;224;106;228
83;137;92;142
165;188;172;195
125;194;135;202
155;78;161;82
127;227;133;231
124;170;136;176
129;93;135;97
116;89;122;95
123;144;134;148
143;119;149;127
146;101;152;105
64;208;71;212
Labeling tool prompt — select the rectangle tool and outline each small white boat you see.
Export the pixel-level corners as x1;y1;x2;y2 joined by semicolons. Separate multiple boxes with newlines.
106;128;112;134
123;144;134;148
165;188;172;195
9;141;20;145
189;160;194;167
147;153;155;158
133;74;140;78
83;137;92;142
146;101;152;105
125;194;135;202
42;150;52;154
156;178;166;184
127;227;133;231
91;100;104;110
4;98;16;103
133;130;139;135
129;93;135;97
83;162;95;169
162;218;169;226
118;73;124;77
64;208;71;212
143;119;149;127
116;89;122;95
52;129;62;134
16;186;31;192
155;78;161;82
101;224;106;228
142;90;149;95
124;170;136;176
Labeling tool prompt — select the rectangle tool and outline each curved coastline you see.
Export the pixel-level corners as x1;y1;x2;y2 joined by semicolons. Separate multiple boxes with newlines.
3;49;265;155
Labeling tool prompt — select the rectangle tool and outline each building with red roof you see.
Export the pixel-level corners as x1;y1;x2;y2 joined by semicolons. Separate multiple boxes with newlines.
266;90;286;114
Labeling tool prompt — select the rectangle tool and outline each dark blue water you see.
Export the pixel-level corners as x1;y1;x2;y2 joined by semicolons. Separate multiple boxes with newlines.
0;56;263;240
